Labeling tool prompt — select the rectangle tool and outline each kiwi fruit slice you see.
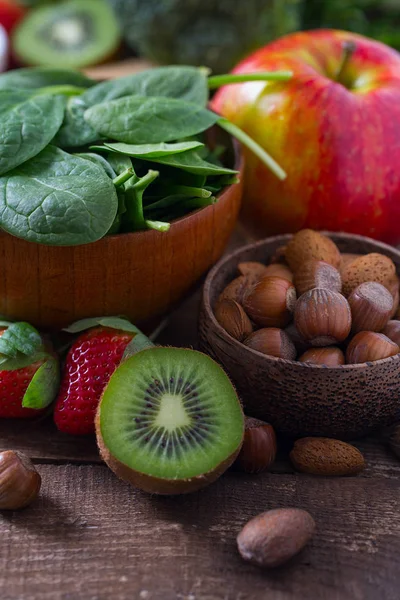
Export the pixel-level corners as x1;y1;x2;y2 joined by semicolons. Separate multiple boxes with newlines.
96;347;244;495
12;0;120;69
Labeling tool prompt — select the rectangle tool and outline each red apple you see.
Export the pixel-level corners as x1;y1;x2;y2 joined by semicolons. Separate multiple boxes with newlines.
212;30;400;245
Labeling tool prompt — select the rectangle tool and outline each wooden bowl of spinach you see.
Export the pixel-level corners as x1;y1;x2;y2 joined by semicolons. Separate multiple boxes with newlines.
0;65;287;329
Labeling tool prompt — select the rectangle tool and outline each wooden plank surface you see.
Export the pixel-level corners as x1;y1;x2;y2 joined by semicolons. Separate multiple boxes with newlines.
1;231;400;599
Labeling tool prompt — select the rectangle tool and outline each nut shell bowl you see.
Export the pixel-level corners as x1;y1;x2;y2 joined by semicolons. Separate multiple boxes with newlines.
0;142;243;331
199;233;400;439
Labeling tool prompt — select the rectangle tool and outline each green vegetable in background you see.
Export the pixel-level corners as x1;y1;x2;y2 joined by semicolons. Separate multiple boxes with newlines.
0;65;291;246
106;0;301;74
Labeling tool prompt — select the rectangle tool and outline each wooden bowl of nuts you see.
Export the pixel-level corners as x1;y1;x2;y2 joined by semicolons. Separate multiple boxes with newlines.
199;230;400;439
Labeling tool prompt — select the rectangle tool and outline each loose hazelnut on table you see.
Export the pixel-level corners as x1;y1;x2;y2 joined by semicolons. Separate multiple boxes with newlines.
294;288;352;346
236;417;277;474
243;276;296;328
0;450;41;510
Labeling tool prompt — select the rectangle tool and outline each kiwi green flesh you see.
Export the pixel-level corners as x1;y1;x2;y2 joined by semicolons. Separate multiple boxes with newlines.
97;347;244;488
13;0;120;68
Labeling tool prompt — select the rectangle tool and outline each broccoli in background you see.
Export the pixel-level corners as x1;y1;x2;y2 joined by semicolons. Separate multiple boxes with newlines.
107;0;301;74
301;0;400;51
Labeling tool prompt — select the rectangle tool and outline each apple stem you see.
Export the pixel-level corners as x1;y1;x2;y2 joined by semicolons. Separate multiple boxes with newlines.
217;117;287;181
335;40;356;83
208;71;293;89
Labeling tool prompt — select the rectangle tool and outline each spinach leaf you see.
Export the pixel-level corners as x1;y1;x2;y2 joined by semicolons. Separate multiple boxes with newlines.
74;152;116;178
84;96;219;144
123;169;159;230
134;150;238;175
54;96;99;148
106;152;132;175
0;67;94;91
83;66;208;107
0;146;118;246
0;91;66;175
94;140;205;158
55;66;208;149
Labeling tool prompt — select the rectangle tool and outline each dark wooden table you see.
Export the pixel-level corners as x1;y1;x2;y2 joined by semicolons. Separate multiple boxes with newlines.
1;249;400;600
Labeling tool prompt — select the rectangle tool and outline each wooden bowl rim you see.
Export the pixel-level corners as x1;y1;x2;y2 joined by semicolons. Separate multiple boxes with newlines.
98;141;243;245
203;231;400;371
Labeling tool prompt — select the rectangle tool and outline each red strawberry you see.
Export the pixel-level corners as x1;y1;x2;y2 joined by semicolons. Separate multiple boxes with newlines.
0;359;46;418
0;322;59;418
54;326;134;435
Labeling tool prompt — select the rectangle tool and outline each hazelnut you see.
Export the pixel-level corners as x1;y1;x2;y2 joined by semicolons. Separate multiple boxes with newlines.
285;230;341;273
237;508;316;568
387;275;400;318
237;261;268;280
262;263;293;282
244;328;297;360
236;417;277;473
294;288;352;346
243;276;297;328
348;282;393;333
341;253;396;297
218;275;250;305
298;347;345;366
382;320;400;347
388;424;400;460
294;260;341;296
284;323;310;354
0;450;41;510
214;299;253;341
346;331;400;364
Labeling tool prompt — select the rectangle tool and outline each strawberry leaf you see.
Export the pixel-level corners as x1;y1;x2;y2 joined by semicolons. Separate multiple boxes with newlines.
22;355;60;410
122;335;155;360
0;322;43;359
64;316;143;334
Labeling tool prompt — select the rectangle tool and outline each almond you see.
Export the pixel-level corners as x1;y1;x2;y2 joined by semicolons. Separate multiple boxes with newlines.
340;253;362;274
341;253;396;297
237;508;316;568
290;437;365;476
285;230;341;273
263;263;294;282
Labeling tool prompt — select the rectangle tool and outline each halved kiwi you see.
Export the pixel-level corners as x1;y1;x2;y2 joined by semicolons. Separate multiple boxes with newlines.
12;0;120;68
96;347;244;495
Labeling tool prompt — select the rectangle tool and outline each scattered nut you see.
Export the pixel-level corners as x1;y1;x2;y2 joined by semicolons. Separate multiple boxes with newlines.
243;276;297;328
214;299;253;341
244;328;297;360
348;282;393;333
298;347;345;366
290;438;365;476
236;417;277;473
294;260;342;296
382;320;400;347
346;331;399;364
237;508;316;568
341;253;396;297
295;288;352;346
0;450;41;510
285;230;341;273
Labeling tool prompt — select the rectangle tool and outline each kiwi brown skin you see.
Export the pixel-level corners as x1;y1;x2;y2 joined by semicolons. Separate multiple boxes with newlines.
95;348;244;495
